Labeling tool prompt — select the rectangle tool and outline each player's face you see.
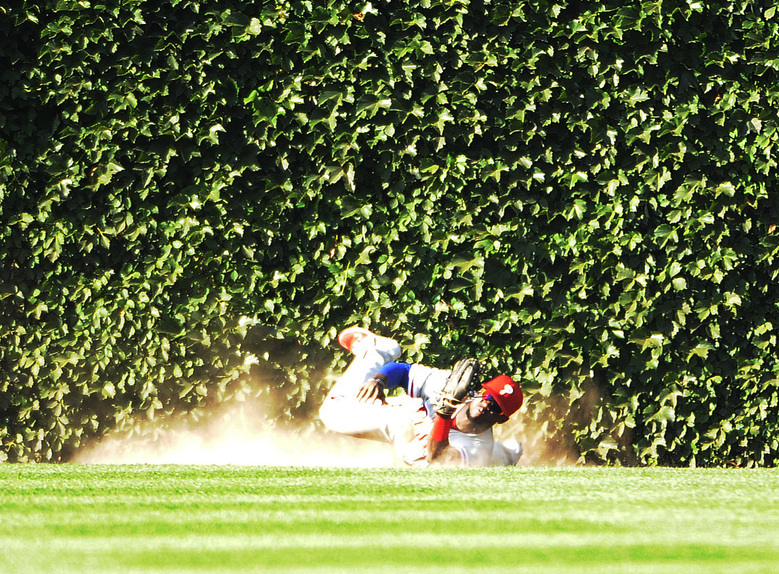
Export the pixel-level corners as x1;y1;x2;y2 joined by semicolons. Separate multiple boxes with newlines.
466;394;505;425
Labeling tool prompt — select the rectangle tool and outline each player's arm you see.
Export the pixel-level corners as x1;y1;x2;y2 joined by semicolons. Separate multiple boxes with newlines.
426;359;482;464
426;415;461;464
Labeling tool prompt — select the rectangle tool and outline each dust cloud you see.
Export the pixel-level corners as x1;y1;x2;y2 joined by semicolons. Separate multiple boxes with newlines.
497;374;613;467
494;414;578;467
75;400;395;467
74;398;581;468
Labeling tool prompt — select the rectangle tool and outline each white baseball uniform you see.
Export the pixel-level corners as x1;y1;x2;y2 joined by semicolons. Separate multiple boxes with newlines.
319;334;522;466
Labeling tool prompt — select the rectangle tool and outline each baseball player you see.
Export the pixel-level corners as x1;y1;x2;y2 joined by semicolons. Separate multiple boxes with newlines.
319;326;524;466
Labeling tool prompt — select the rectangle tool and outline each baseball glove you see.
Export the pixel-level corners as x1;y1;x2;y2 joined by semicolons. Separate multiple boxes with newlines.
436;358;483;419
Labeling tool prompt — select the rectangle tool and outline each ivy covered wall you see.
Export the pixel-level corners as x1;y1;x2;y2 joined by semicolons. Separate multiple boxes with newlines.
1;0;778;465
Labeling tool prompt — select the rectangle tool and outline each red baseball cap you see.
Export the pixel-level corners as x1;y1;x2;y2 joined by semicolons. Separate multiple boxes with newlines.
481;375;523;417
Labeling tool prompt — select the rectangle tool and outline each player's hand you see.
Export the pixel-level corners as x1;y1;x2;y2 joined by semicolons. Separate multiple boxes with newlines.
356;376;386;404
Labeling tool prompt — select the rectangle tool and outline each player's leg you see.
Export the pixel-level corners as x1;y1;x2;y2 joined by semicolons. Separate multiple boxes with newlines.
320;397;420;443
319;327;415;443
491;439;524;466
323;326;401;400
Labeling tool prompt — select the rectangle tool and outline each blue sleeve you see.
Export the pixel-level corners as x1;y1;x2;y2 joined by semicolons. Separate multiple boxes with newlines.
376;362;412;393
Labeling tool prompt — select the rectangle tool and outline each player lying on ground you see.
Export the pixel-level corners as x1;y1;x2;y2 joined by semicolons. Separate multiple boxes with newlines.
319;326;524;466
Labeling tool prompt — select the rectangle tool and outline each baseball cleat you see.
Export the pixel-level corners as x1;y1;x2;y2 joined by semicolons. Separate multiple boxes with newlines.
337;326;378;352
337;326;401;361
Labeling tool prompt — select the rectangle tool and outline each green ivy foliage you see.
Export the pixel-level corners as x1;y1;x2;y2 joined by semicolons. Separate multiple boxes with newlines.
1;0;778;466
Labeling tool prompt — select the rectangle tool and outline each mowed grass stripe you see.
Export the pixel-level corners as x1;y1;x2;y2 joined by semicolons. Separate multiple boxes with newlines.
1;537;777;569
1;536;777;574
3;507;777;540
1;465;778;573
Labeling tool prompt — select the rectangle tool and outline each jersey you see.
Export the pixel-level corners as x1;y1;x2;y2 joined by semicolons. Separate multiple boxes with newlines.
377;362;521;467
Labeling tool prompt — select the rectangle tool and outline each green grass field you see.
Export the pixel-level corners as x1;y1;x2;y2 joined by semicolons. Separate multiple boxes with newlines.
1;464;778;573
